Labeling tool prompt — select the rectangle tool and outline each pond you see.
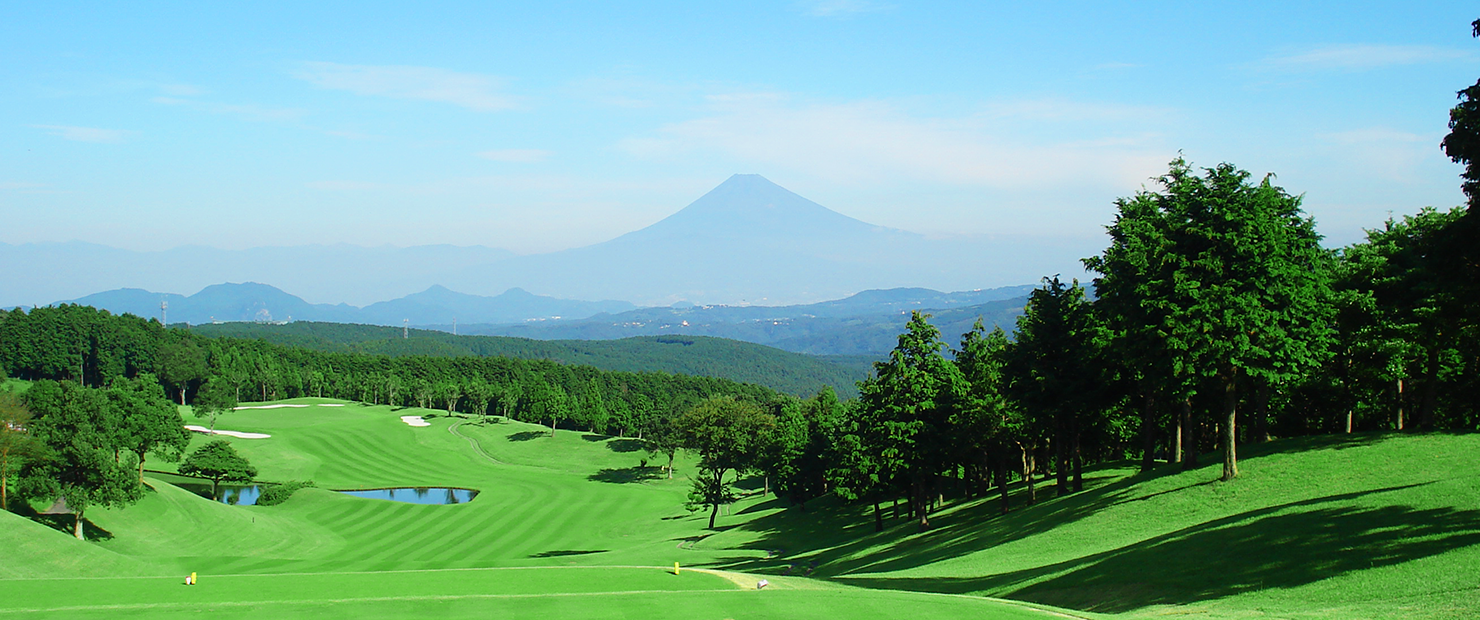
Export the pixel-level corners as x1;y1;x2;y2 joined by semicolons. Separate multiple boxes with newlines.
151;473;264;506
153;472;477;506
339;487;478;504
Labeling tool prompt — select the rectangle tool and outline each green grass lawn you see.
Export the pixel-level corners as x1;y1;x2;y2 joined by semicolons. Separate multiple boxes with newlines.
5;397;1479;619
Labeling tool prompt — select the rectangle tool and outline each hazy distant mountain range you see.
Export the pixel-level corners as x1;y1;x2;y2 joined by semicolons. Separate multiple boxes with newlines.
1;174;1093;308
57;280;1032;356
64;283;636;327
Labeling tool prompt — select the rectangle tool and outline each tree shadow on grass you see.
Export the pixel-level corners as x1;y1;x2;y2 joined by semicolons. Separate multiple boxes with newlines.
28;512;115;542
605;438;648;453
530;549;607;558
507;431;546;442
835;483;1478;613
588;466;664;484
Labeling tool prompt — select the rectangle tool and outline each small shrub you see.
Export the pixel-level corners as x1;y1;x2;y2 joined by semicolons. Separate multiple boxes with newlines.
256;480;316;506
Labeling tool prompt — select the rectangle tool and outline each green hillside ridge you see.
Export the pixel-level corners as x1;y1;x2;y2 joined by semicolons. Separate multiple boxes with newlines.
189;321;866;397
4;398;1476;618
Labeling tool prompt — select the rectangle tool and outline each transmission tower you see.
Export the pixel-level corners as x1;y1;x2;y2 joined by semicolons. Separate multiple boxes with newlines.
161;299;168;327
403;319;409;339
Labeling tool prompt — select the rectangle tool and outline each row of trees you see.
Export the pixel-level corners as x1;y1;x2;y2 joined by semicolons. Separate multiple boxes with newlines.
0;306;779;441
675;143;1479;529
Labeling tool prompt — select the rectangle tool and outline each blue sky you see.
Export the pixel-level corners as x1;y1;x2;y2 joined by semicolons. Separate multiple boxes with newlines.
2;1;1476;257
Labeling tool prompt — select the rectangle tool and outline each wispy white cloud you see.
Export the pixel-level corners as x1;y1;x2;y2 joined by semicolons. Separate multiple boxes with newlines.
295;62;521;111
0;182;44;190
158;83;206;96
800;0;892;17
1263;44;1474;71
1318;127;1436;183
152;97;306;122
30;124;133;143
620;94;1170;189
475;149;551;163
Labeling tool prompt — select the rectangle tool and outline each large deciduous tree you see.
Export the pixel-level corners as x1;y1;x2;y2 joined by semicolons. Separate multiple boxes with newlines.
155;341;209;405
179;439;257;499
193;378;238;432
675;396;775;529
110;374;191;483
20;381;143;539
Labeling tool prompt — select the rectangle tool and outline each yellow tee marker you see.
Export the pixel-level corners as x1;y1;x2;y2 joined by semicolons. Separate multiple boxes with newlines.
674;562;680;575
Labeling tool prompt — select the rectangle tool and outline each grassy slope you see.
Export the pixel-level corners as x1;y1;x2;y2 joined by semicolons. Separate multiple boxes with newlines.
0;511;156;579
1;399;1066;619
189;322;864;397
5;398;1478;619
697;432;1480;620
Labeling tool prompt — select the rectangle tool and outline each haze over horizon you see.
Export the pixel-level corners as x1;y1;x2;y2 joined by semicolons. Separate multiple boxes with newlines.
3;1;1476;277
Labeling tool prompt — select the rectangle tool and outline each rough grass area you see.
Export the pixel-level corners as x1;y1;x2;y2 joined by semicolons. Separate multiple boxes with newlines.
5;397;1478;619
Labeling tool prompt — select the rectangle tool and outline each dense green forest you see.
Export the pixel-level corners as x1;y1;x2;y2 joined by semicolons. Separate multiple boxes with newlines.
189;321;864;397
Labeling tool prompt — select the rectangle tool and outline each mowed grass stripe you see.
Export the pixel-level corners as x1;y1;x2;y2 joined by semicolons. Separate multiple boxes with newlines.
414;486;577;564
296;429;417;484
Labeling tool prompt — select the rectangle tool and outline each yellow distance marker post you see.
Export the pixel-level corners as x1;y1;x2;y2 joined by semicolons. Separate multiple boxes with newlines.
674;562;680;575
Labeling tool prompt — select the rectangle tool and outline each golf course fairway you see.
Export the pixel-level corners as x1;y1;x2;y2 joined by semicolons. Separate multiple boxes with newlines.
6;397;1478;619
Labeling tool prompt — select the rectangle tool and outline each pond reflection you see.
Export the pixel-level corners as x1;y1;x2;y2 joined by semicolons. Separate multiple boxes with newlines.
337;487;478;504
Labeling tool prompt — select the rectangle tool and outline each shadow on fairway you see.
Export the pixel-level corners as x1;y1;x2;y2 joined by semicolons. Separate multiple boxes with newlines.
588;466;665;484
508;431;547;442
530;549;608;558
29;513;115;542
837;485;1480;613
605;438;647;453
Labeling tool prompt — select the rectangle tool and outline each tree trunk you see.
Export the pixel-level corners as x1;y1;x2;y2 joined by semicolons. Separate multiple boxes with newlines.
1419;347;1439;431
1396;378;1405;431
179;386;187;405
1253;383;1271;443
708;501;719;530
873;499;883;532
916;485;930;531
1055;423;1070;497
137;452;147;484
997;454;1010;515
75;512;85;540
1140;392;1157;472
1;474;8;511
1180;398;1197;471
1345;409;1353;434
666;454;674;479
1221;370;1239;481
1023;446;1036;504
1072;432;1084;494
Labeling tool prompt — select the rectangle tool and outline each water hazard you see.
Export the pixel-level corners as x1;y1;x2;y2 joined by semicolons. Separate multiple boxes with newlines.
155;473;476;506
339;487;478;504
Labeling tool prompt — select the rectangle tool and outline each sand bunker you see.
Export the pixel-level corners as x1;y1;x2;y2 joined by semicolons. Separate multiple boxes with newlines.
234;404;310;410
400;416;431;427
185;425;271;439
319;403;345;407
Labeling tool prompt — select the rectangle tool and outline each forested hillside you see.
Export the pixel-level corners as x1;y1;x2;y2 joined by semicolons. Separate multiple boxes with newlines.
0;305;780;443
188;321;864;397
466;295;1029;356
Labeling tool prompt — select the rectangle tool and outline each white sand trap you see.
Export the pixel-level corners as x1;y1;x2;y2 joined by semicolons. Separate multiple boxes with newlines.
234;404;310;410
400;416;431;427
319;403;345;407
185;425;271;439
